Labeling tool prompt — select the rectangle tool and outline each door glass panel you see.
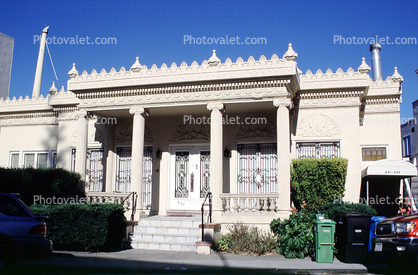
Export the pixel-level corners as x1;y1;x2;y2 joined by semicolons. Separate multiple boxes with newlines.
200;151;211;198
116;147;132;193
175;152;189;198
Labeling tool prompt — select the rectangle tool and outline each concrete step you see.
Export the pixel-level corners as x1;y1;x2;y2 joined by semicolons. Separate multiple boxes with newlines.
131;215;202;252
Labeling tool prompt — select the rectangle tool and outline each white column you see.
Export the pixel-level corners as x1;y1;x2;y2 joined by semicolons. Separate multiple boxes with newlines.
75;110;88;181
273;97;293;211
130;107;145;213
104;125;115;193
207;102;224;212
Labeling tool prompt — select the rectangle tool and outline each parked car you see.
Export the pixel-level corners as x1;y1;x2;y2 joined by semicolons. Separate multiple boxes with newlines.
372;213;418;266
0;192;52;270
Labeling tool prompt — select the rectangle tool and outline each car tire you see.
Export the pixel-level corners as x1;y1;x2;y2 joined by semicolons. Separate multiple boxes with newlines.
0;242;15;271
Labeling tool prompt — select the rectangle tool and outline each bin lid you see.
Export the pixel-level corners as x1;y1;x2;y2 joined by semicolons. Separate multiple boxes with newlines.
371;216;387;222
335;212;372;217
314;219;336;224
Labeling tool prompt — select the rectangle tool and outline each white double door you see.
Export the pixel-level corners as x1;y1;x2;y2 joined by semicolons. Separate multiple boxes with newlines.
169;146;210;211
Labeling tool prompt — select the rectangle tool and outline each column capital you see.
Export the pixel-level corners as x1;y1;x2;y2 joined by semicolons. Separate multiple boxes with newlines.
207;102;224;111
273;96;293;109
129;106;145;115
77;110;88;119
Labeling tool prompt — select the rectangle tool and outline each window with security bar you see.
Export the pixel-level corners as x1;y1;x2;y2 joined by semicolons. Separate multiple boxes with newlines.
237;144;278;193
71;148;104;192
115;147;153;210
296;142;340;159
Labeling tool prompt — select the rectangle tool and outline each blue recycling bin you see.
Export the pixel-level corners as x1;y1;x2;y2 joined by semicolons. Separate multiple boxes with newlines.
369;216;386;252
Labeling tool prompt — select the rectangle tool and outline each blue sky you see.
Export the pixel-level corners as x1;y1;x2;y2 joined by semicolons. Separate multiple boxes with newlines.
1;0;417;119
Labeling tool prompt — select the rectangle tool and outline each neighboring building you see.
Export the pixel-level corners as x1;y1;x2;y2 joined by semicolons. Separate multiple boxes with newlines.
401;69;418;203
0;44;405;225
0;32;14;99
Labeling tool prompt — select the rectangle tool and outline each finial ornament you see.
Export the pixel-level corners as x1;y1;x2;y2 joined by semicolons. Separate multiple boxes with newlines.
391;67;403;83
48;82;58;95
130;57;142;72
68;63;79;78
208;50;221;66
358;57;371;74
283;43;298;61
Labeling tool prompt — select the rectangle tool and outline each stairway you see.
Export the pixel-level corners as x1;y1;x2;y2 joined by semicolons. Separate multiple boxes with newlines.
130;215;202;252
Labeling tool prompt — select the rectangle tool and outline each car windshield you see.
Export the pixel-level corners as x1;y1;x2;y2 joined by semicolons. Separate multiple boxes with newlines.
0;194;30;217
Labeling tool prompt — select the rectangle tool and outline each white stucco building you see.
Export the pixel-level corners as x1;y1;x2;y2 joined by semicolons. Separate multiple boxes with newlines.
0;44;405;228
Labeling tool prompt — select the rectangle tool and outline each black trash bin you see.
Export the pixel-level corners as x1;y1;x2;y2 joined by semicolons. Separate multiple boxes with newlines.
334;212;371;263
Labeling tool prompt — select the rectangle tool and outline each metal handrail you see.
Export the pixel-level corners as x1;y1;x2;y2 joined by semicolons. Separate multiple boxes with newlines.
201;192;212;242
122;191;138;221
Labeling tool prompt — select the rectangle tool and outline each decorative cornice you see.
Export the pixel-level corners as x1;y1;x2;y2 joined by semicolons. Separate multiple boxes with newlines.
0;95;52;113
48;90;80;107
79;87;290;109
0;111;58;126
77;79;290;100
68;53;297;91
298;90;363;109
363;97;401;114
364;103;400;113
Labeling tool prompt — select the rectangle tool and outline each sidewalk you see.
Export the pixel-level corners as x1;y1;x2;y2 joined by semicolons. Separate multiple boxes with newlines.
16;249;376;274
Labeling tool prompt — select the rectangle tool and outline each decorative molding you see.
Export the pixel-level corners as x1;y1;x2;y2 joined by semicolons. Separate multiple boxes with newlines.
170;124;210;141
363;97;401;113
48;90;80;107
115;122;153;143
129;106;145;115
0;111;58;126
207;102;223;111
0;94;52;113
298;91;363;109
296;114;341;137
236;120;276;139
76;79;290;100
79;87;289;109
68;52;297;92
273;93;293;109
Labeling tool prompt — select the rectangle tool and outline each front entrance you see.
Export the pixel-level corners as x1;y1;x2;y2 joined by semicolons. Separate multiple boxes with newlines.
169;146;210;211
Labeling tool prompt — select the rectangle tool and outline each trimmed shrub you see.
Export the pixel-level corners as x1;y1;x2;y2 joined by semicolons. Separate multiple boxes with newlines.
320;201;377;220
217;223;277;255
30;203;126;251
270;207;315;259
291;158;348;210
0;167;85;205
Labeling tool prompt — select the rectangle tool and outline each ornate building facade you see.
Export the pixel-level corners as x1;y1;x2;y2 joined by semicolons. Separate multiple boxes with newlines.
0;44;404;226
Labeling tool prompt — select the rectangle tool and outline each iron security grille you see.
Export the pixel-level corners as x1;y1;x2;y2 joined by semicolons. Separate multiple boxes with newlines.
237;144;277;193
296;142;340;159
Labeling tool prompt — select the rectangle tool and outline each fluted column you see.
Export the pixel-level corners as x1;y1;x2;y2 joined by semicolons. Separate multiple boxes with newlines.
130;107;145;213
273;96;293;211
207;102;223;212
75;110;88;181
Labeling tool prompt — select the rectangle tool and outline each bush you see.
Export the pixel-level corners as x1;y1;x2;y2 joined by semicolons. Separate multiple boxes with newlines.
270;206;315;259
0;167;85;206
320;201;377;220
217;223;277;255
30;203;126;251
291;158;348;210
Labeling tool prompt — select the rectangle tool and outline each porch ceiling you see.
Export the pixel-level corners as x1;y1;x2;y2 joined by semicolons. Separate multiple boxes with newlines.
89;100;276;118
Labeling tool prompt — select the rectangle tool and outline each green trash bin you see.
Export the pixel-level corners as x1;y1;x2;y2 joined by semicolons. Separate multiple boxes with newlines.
313;214;336;263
